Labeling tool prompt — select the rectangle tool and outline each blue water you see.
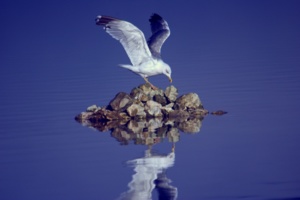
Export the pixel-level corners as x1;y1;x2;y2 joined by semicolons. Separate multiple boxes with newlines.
1;1;300;199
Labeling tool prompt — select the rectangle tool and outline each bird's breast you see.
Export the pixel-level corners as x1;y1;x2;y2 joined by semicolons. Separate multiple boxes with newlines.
138;63;163;77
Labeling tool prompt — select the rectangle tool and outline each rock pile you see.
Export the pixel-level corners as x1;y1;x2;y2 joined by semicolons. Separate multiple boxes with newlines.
75;83;208;123
75;84;228;145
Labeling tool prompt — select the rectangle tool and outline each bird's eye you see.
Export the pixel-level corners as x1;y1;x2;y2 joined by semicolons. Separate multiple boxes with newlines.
166;70;170;74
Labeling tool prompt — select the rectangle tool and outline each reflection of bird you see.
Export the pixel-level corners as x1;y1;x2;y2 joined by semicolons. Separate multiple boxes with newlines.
118;149;177;200
96;13;172;90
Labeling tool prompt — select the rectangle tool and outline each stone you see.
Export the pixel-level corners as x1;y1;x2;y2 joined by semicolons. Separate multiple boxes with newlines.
119;112;131;120
162;103;174;112
175;93;202;110
75;84;211;136
86;105;98;112
165;85;178;102
109;92;133;111
138;83;152;95
126;103;146;118
210;110;228;115
149;88;164;99
168;110;189;120
101;109;120;121
190;108;209;116
74;81;213;145
75;111;93;121
136;83;165;100
130;87;149;102
87;108;122;121
145;100;163;117
153;94;167;106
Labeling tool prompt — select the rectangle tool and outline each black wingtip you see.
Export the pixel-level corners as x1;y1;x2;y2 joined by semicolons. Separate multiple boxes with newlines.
95;15;102;25
95;15;119;26
149;13;163;22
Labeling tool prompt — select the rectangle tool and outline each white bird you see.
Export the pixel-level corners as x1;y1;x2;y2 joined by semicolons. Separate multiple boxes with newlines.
95;13;172;90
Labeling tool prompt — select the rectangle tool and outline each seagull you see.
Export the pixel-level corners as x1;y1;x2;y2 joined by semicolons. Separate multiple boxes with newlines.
95;13;172;90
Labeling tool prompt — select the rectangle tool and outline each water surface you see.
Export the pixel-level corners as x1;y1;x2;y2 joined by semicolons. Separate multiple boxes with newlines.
1;1;300;199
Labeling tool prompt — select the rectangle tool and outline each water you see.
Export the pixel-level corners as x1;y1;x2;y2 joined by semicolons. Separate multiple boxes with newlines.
1;1;300;199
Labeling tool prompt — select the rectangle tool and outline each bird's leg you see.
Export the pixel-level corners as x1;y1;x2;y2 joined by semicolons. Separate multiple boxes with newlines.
172;143;175;152
143;77;158;90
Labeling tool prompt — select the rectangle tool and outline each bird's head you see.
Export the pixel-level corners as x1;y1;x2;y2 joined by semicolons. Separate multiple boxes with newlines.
162;63;172;83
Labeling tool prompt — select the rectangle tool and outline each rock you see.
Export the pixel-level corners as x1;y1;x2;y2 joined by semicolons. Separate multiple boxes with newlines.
165;85;178;102
210;110;228;115
149;88;164;99
175;93;202;110
75;111;93;121
75;84;211;134
119;112;131;120
130;87;149;102
153;94;167;106
137;83;165;100
145;100;163;117
126;103;146;118
138;83;152;95
99;109;120;121
189;108;209;116
161;103;174;113
109;92;133;111
86;105;98;112
168;110;189;120
75;85;211;145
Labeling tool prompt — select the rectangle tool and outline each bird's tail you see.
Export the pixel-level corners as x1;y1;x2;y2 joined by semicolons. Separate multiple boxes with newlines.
119;64;133;70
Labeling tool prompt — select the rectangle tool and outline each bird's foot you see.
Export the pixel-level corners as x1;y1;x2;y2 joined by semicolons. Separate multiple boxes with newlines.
143;78;158;90
150;84;158;90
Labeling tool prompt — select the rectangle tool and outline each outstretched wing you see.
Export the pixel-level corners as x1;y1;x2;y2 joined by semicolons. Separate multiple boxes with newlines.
147;13;170;58
96;15;152;66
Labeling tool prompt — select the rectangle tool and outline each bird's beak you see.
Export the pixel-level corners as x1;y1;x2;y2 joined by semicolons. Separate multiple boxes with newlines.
168;77;172;83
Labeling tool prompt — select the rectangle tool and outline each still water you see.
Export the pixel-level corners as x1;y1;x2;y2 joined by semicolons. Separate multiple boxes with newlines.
1;52;299;199
1;1;300;200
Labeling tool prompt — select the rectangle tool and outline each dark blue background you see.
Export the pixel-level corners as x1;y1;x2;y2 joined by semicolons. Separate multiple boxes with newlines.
1;0;300;199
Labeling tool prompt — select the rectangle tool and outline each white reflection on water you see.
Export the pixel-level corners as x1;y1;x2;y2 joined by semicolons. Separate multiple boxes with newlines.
118;148;177;200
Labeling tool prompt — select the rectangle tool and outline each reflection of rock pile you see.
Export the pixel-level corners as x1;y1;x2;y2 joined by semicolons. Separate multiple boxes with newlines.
75;84;208;145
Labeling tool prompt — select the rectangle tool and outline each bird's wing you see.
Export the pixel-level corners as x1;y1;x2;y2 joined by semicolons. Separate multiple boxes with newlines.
96;15;152;66
147;14;170;58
